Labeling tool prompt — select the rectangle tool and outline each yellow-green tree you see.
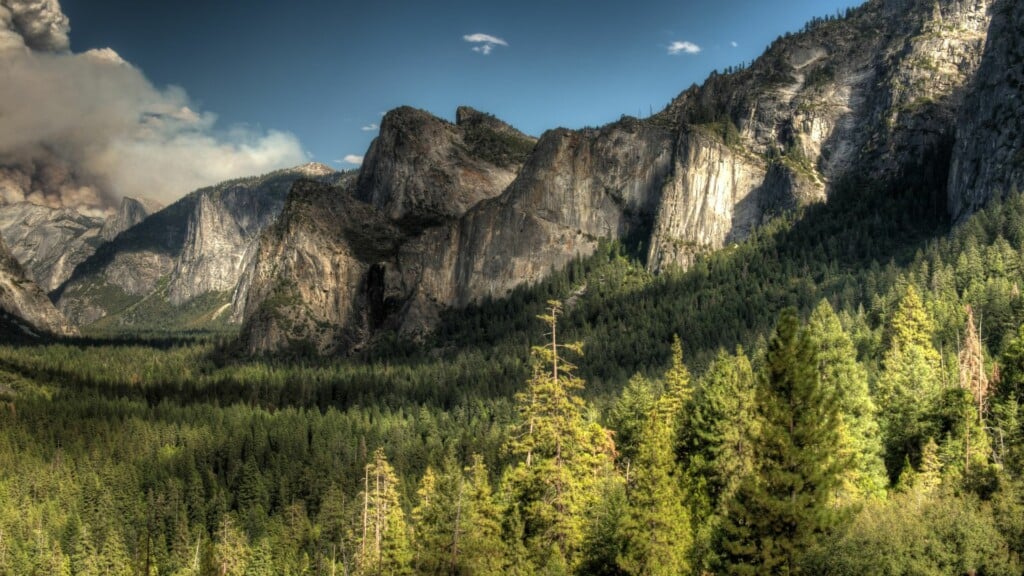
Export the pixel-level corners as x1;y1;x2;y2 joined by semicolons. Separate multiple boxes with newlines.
877;285;943;479
353;448;412;576
807;300;887;502
503;300;615;572
617;413;692;575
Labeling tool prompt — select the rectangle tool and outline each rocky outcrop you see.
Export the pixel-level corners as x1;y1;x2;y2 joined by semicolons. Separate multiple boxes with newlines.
238;112;676;352
237;179;400;352
422;117;673;311
948;0;1024;218
100;196;163;242
55;163;338;327
650;0;993;267
0;202;105;292
232;0;1013;354
164;166;331;306
355;106;531;227
0;234;74;337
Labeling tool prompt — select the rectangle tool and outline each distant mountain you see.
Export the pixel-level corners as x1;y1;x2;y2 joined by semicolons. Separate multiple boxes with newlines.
100;196;165;242
0;233;74;338
240;0;1020;355
0;202;105;293
53;163;341;330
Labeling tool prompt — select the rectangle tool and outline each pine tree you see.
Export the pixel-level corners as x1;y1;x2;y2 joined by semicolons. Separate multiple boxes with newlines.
617;415;692;575
806;300;887;502
353;448;412;576
212;515;249;576
724;309;842;575
411;466;449;574
658;334;693;424
243;539;274;576
503;300;615;571
609;373;658;467
100;530;134;576
682;347;758;571
878;285;943;479
71;526;103;576
458;455;507;575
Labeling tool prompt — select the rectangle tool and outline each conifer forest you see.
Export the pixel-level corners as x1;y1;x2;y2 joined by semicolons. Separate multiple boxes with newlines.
4;178;1024;575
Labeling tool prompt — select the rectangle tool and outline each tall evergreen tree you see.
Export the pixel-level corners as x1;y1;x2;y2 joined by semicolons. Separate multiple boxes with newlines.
658;335;693;424
71;526;103;576
212;515;249;576
503;300;615;571
353;448;412;576
609;374;658;468
806;300;887;502
682;348;757;572
878;285;944;479
724;309;842;575
100;530;134;576
617;414;692;575
411;465;456;575
458;455;507;575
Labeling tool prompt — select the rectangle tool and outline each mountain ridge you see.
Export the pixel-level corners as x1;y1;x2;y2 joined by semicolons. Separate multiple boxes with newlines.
238;0;1012;355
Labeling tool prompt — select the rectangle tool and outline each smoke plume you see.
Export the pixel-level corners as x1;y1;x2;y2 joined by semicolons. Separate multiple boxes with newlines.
0;0;308;213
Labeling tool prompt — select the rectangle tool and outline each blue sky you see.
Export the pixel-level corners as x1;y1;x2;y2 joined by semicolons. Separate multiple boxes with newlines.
62;0;864;169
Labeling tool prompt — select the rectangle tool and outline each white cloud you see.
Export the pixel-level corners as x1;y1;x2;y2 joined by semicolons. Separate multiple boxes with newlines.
463;32;508;55
342;154;363;166
361;123;378;132
667;40;702;55
731;41;738;48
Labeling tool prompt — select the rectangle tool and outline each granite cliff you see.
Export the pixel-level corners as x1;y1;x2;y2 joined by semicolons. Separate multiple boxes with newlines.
948;0;1024;218
0;234;74;338
239;0;1015;354
54;163;339;328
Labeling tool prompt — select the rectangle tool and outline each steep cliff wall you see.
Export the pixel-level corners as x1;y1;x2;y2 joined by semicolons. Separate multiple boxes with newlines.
356;106;531;227
55;163;338;327
0;202;105;292
234;0;1014;354
100;197;163;242
237;179;401;353
0;234;74;337
948;0;1024;218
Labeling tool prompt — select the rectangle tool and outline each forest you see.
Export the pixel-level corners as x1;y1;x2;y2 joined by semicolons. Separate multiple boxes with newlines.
3;176;1024;575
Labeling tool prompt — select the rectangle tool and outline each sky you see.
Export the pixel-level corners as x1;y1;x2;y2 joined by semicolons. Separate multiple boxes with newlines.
60;0;865;171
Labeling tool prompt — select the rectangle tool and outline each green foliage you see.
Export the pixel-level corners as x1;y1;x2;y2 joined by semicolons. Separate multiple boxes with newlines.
352;448;412;575
682;348;758;573
10;167;1024;573
724;309;843;574
877;285;944;480
460;114;536;167
502;301;616;571
617;416;692;575
807;300;887;502
805;489;1021;575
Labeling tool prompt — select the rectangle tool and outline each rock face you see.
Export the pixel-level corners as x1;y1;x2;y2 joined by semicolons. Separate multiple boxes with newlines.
0;202;106;292
100;197;163;242
948;0;1024;218
236;178;396;352
355;106;530;226
239;0;1010;354
0;234;74;337
55;163;339;327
